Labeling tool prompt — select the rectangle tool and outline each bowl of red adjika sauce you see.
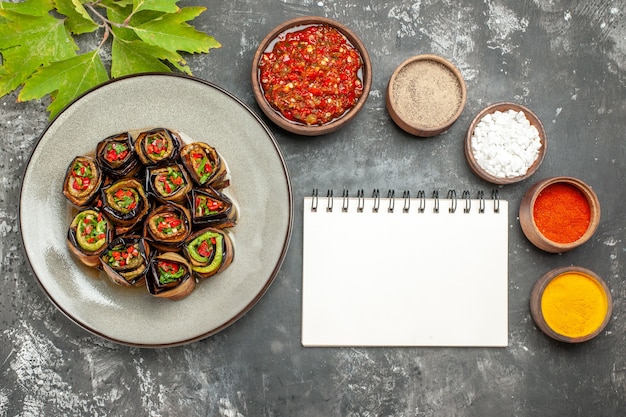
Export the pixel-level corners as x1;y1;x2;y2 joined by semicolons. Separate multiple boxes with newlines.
465;102;546;185
519;176;601;253
252;16;372;136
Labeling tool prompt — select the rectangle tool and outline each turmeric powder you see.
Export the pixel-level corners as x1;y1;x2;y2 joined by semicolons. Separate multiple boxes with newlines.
541;272;608;338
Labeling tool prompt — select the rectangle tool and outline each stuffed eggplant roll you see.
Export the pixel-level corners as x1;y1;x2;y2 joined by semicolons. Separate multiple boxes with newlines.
180;142;229;189
101;178;150;233
95;131;140;178
134;128;182;166
67;208;113;268
62;156;104;207
190;187;238;229
146;252;196;300
184;227;234;279
143;202;192;252
146;164;192;204
100;235;150;287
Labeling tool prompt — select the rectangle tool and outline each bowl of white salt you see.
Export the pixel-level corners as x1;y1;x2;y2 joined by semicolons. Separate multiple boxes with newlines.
386;54;466;137
464;102;546;185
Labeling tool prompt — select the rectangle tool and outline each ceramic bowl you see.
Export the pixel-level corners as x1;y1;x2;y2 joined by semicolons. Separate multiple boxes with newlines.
386;54;466;137
530;266;612;343
251;16;372;136
464;102;546;184
519;176;601;253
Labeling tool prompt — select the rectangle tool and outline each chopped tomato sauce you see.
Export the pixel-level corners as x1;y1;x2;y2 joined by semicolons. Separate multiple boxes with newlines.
259;24;364;126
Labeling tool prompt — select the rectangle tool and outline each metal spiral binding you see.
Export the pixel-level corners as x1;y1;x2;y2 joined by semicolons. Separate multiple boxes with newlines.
477;190;485;213
447;189;457;213
432;190;439;213
462;190;471;213
372;189;380;212
311;188;501;214
387;189;395;212
492;189;500;213
402;190;410;213
357;189;365;212
326;189;333;212
417;190;426;213
311;188;319;212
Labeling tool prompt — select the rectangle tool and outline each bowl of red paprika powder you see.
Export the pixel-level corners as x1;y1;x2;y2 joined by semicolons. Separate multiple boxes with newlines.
519;176;601;253
251;16;372;136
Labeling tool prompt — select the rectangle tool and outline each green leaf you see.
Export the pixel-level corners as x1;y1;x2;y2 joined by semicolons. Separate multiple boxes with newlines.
112;37;192;77
0;11;78;96
18;50;109;118
0;0;219;119
132;0;179;14
55;0;100;34
98;0;134;12
106;2;139;41
102;0;134;7
131;6;221;54
0;0;53;16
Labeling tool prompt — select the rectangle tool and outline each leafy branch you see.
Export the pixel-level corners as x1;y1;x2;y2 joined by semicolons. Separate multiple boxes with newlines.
0;0;221;119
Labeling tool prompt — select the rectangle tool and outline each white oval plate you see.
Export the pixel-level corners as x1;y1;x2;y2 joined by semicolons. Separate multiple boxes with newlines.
19;74;293;347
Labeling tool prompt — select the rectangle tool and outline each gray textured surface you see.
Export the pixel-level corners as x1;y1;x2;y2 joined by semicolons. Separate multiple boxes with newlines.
2;0;626;416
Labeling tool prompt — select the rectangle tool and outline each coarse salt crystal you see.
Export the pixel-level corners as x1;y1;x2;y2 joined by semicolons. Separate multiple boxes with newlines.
471;109;542;178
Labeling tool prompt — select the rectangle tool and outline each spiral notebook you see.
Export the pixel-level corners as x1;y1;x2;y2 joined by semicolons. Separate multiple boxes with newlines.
302;189;509;347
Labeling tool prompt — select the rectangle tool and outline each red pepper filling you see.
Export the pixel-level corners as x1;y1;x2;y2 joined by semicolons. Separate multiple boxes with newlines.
146;134;168;157
80;212;106;243
70;160;94;191
195;195;224;217
105;143;129;163
197;237;217;258
159;261;179;274
259;24;364;125
113;188;138;210
105;244;140;268
154;213;183;236
157;260;186;284
191;151;214;183
156;167;185;195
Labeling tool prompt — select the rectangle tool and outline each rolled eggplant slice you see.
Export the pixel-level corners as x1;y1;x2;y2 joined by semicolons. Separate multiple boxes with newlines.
146;252;196;300
134;128;182;166
67;208;113;268
100;235;150;287
190;187;238;229
143;202;192;252
183;227;234;279
95;132;141;178
146;163;192;204
101;178;150;231
62;156;104;207
180;142;229;189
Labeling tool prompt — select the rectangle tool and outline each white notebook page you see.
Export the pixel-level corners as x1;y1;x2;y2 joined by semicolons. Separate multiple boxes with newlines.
302;193;508;347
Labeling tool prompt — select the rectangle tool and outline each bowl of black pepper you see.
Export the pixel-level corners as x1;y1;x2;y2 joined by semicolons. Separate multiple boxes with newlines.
386;54;466;137
251;16;372;136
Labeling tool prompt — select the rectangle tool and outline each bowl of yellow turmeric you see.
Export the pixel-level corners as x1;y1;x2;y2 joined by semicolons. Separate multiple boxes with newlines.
530;266;612;343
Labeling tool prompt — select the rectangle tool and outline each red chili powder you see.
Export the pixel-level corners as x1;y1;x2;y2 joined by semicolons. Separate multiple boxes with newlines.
532;183;591;243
